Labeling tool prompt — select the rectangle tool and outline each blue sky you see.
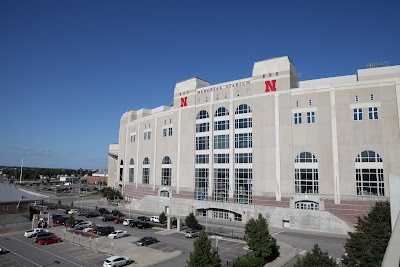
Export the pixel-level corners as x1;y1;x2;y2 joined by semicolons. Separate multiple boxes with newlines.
0;0;399;169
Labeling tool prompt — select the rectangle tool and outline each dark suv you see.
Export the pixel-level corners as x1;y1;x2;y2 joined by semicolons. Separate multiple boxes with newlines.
137;222;153;229
97;226;115;236
32;232;54;242
136;236;157;246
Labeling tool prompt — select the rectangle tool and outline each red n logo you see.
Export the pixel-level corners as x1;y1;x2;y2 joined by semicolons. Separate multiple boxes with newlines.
265;80;277;92
180;97;188;107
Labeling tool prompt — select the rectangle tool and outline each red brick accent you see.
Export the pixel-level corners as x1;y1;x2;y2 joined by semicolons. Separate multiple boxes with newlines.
123;185;157;200
251;196;291;208
325;199;376;225
174;191;194;200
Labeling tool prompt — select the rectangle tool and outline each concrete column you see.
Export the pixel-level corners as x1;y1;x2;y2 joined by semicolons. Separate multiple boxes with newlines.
177;218;181;232
32;214;39;228
167;216;171;230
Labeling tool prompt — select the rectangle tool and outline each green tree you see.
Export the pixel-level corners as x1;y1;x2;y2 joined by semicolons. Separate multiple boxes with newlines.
342;201;391;267
294;244;337;267
245;214;279;264
234;256;264;267
187;231;221;267
159;212;167;224
67;214;75;228
185;212;198;229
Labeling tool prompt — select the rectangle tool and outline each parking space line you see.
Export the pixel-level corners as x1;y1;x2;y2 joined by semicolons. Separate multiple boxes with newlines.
0;244;41;266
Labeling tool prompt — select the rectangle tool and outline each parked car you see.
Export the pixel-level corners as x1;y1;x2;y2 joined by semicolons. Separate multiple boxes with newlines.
63;209;70;214
54;217;67;225
97;226;115;236
150;216;160;223
98;208;110;215
138;216;150;221
24;228;49;238
185;229;199;238
123;219;135;226
65;219;84;228
136;236;157;246
37;236;61;245
85;212;99;218
33;232;55;243
129;221;140;228
103;256;133;267
137;222;153;229
102;215;115;222
74;221;92;230
112;210;124;217
83;227;94;233
68;209;80;215
52;214;63;221
108;230;128;239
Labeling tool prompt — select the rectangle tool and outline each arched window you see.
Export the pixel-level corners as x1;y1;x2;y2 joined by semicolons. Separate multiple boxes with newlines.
142;157;150;184
355;150;384;196
294;152;318;194
215;107;229;117
235;104;252;114
120;160;124;165
162;156;172;186
162;156;172;164
295;201;319;210
128;158;134;183
196;110;209;119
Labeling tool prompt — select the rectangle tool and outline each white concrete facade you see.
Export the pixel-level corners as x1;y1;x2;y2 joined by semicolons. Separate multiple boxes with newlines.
109;56;400;234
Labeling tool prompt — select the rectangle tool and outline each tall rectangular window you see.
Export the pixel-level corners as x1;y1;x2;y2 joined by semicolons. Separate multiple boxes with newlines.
196;154;209;164
168;127;173;136
235;168;252;204
235;133;252;148
163;129;167;137
235;118;252;129
144;132;147;140
142;168;149;184
213;168;229;202
294;113;302;124
214;154;229;164
307;111;315;124
214;135;229;149
195;168;208;200
161;168;171;186
368;107;378;120
129;168;134;183
196;136;209;150
354;108;363;121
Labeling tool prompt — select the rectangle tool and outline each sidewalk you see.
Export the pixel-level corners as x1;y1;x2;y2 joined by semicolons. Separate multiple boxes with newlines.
265;241;297;267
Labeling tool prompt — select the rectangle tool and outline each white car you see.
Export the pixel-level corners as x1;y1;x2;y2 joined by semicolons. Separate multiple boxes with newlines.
24;228;49;238
68;209;79;214
108;230;128;239
103;256;133;267
83;227;93;233
123;219;135;226
150;216;160;223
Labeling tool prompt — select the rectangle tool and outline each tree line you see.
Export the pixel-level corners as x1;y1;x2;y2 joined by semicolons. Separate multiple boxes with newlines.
1;166;96;181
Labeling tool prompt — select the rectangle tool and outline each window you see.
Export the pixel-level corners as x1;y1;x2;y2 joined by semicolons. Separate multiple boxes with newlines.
130;134;136;142
214;154;229;164
144;131;151;140
354;108;363;121
235;169;252;204
370;94;374;101
142;157;150;184
213;169;229;202
235;118;252;129
214;135;229;149
368;107;378;120
196;154;209;164
212;209;229;220
128;159;134;183
195;168;208;200
196;136;209;150
196;122;209;133
307;112;315;124
148;131;151;139
295;201;319;210
296;101;299;107
235;133;252;148
214;120;229;131
160;190;170;197
355;151;384;196
163;129;167;137
162;156;172;164
161;168;171;186
196;110;209;120
294;113;302;124
168;127;173;136
294;152;319;194
144;132;147;140
235;153;253;163
235;104;252;114
215;107;229;117
3;206;8;211
355;95;359;102
309;99;312;106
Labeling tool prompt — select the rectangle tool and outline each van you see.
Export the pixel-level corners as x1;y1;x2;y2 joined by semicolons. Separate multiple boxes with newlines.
150;216;160;223
64;182;72;186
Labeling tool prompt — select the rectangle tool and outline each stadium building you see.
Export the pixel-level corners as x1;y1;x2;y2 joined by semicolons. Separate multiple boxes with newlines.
108;56;400;234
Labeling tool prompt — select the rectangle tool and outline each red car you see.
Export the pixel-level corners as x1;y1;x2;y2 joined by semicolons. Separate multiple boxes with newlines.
37;237;61;245
114;218;124;224
54;217;67;225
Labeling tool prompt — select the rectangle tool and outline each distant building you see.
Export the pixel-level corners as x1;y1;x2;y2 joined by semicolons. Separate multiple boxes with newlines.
59;176;79;182
0;183;42;216
87;172;108;184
